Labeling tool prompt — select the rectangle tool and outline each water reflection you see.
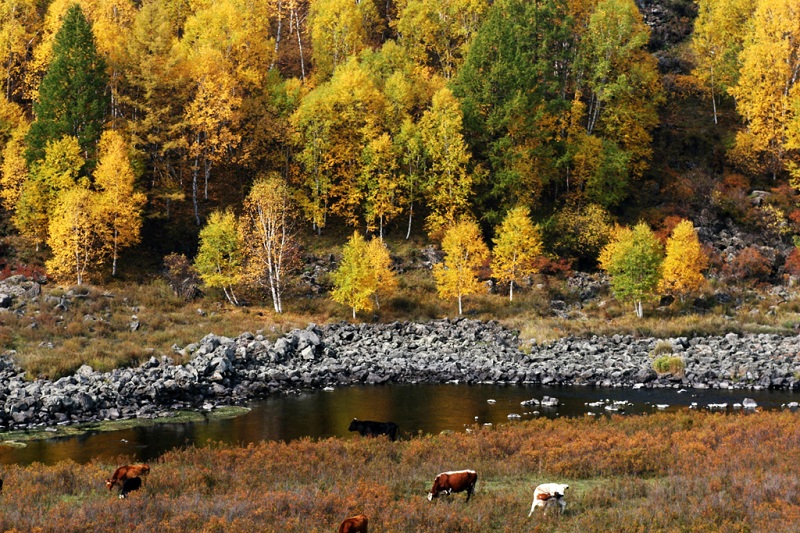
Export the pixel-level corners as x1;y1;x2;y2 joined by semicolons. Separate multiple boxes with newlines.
0;383;797;466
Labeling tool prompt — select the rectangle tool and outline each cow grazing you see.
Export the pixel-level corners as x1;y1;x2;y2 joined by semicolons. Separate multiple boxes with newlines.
427;470;478;502
338;514;368;533
528;483;569;517
0;477;3;493
105;464;150;491
118;477;142;499
348;419;399;441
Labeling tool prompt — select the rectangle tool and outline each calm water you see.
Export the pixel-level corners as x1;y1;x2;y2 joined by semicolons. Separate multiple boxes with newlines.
1;383;798;466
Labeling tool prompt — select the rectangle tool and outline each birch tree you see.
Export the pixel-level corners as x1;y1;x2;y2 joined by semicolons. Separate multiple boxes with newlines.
46;186;108;285
240;174;299;314
691;0;755;124
419;87;473;236
194;209;243;306
93;130;146;277
728;0;800;179
331;230;375;319
599;221;663;318
491;206;543;301
658;219;709;302
433;218;489;315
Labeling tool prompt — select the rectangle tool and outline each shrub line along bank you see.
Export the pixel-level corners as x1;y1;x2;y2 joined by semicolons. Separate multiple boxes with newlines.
2;318;800;431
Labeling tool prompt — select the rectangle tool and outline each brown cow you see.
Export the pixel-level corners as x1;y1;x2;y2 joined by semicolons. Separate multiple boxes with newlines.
338;514;368;533
105;464;150;492
427;470;478;502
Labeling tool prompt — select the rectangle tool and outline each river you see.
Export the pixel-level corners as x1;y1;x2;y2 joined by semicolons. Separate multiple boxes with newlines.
1;383;798;465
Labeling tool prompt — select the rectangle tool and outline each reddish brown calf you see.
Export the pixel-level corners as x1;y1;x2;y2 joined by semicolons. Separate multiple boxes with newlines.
338;514;368;533
105;464;150;491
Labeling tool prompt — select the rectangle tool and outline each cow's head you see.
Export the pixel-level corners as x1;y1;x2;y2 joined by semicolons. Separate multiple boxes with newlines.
105;478;116;491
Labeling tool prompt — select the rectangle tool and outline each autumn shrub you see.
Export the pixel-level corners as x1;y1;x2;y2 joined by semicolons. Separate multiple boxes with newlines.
542;203;614;269
711;173;751;223
784;247;800;276
723;246;772;282
3;412;800;531
652;355;685;375
649;340;674;357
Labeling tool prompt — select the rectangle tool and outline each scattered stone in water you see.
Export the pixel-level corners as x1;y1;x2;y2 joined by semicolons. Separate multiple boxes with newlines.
540;396;559;407
783;402;799;410
323;386;334;392
742;398;758;409
520;398;539;406
487;399;496;404
707;403;728;410
507;413;521;419
655;404;669;410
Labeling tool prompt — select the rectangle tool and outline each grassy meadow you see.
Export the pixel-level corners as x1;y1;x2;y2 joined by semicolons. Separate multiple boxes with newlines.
0;411;799;532
3;268;800;380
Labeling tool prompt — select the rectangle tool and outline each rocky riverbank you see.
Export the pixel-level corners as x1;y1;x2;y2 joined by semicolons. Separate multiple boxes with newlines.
1;318;800;431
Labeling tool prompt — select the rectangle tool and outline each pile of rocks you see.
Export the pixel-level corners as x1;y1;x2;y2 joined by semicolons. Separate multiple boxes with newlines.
2;319;800;431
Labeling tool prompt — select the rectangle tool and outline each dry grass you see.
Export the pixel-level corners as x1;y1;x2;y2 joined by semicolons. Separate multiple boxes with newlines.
3;230;800;378
1;411;799;531
1;281;315;379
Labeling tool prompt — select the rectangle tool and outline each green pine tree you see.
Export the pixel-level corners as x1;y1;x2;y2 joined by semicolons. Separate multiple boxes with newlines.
25;4;109;166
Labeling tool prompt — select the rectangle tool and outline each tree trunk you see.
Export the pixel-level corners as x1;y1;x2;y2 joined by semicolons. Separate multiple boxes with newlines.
458;294;463;315
192;134;201;225
272;0;282;70
292;8;306;81
509;280;514;301
204;158;210;200
406;201;413;240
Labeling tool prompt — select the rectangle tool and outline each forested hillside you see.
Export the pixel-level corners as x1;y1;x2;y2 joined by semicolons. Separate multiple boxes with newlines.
0;0;798;311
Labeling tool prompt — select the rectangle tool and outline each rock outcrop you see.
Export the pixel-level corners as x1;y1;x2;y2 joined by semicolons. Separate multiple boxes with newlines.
2;319;800;431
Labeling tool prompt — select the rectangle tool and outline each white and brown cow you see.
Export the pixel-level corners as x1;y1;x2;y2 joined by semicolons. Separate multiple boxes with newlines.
528;483;569;517
427;470;478;502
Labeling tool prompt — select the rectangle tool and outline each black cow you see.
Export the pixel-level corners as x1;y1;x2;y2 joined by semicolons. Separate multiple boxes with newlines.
348;419;399;441
119;476;142;499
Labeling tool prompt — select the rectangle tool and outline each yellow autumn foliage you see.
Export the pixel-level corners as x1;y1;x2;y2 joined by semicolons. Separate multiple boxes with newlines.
433;218;489;315
658;219;709;300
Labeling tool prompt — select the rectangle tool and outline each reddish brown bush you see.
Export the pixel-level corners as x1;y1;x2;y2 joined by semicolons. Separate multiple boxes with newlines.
723;246;772;282
785;248;800;276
